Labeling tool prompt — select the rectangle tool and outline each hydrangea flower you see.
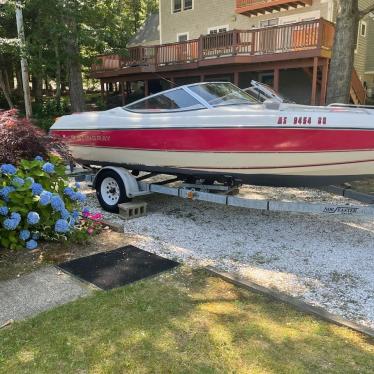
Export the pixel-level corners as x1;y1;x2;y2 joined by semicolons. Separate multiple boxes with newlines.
54;219;70;233
72;210;79;220
1;164;16;175
51;195;65;211
31;182;43;196
60;208;70;220
12;177;25;186
0;206;9;216
75;192;86;202
34;156;43;161
11;212;21;224
19;229;31;241
64;187;74;198
75;182;81;189
26;240;38;250
27;211;40;225
0;186;15;201
3;218;18;230
39;191;52;206
42;162;55;174
82;207;90;216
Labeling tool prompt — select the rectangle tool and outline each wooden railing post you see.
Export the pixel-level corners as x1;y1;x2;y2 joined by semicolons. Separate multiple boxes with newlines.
198;35;204;60
232;30;238;55
317;18;323;49
251;30;256;55
155;45;159;66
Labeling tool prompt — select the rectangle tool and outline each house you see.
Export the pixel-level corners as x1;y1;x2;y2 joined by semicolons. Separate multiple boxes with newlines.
91;0;373;106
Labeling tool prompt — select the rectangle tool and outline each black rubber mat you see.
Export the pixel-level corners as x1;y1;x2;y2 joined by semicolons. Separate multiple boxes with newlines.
58;246;179;290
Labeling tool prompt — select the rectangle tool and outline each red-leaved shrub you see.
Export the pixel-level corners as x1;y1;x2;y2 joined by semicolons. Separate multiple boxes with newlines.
0;109;71;164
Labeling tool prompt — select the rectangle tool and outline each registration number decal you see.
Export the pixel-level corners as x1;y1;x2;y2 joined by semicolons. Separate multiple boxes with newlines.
277;116;327;126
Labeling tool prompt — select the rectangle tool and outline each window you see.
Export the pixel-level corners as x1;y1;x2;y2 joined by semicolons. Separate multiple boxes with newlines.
208;25;229;34
172;0;181;13
177;33;189;42
259;18;278;28
125;88;204;112
172;0;192;13
184;0;193;10
360;21;367;37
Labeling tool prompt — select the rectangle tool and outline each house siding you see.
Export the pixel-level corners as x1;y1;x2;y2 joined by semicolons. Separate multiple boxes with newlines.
354;0;373;79
160;0;332;44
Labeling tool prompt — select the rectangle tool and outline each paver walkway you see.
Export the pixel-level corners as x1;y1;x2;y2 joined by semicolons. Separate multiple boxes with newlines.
0;267;92;325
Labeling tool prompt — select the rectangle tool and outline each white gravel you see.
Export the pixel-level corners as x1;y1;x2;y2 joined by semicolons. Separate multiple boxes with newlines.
83;181;374;329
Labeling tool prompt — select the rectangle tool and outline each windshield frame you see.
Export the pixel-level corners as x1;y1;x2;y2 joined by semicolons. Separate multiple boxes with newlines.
123;82;258;113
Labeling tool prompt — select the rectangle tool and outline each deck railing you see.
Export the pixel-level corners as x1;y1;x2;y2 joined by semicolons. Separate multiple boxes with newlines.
91;19;335;72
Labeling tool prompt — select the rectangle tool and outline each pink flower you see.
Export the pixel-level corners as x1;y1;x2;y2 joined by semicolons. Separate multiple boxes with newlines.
87;228;94;235
90;213;104;221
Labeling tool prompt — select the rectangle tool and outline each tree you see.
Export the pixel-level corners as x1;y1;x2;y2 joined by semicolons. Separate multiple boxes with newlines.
327;1;374;104
0;0;159;113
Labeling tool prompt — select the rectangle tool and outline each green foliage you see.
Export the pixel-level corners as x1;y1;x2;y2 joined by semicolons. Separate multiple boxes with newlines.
32;97;70;130
0;156;80;250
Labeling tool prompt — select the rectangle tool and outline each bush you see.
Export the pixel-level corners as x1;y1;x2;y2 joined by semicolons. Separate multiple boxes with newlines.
0;109;71;164
32;98;70;130
0;156;86;250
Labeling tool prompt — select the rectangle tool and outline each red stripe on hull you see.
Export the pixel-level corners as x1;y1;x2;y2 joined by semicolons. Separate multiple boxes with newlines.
51;128;374;152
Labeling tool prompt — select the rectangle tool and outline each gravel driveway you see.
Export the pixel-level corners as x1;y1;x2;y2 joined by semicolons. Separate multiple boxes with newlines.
83;182;374;329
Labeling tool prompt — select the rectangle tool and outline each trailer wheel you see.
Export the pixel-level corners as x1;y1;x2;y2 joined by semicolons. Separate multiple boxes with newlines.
95;169;129;213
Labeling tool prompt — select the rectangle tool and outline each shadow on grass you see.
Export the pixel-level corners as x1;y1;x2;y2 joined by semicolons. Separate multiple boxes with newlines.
0;268;373;373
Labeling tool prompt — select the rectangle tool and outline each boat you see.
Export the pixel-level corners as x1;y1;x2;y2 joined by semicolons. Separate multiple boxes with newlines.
50;82;374;187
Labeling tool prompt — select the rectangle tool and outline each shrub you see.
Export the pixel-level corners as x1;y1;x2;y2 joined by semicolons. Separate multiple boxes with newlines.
0;156;86;250
0;109;71;165
32;98;70;130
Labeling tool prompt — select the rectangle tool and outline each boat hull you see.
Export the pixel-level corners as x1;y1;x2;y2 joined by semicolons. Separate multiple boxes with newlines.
51;124;374;187
69;145;374;187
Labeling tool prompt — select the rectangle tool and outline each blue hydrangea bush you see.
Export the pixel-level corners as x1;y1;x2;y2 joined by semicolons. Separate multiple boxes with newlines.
0;156;86;250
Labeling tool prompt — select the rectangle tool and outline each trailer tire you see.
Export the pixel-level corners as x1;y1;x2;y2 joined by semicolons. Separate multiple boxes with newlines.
95;169;130;213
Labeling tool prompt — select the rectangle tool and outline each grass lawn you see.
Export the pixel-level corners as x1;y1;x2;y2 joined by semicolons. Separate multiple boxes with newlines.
0;267;373;374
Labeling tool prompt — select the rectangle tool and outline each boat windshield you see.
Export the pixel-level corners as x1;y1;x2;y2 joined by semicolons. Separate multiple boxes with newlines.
125;88;205;113
124;82;258;113
188;82;258;107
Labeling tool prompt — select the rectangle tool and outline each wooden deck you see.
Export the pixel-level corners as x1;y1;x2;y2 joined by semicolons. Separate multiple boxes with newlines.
235;0;313;17
91;19;335;79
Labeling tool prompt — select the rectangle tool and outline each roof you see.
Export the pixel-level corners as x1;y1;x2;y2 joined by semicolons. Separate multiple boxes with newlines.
127;13;160;47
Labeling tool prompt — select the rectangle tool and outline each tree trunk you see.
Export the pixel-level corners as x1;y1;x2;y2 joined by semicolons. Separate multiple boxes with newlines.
0;70;14;109
55;44;61;104
15;69;23;96
326;1;359;104
66;19;85;112
32;76;43;103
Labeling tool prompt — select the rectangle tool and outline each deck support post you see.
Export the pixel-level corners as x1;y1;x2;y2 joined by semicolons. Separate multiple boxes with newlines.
144;79;149;97
120;81;125;106
234;71;239;86
320;59;329;105
100;80;105;101
273;68;280;92
311;57;318;105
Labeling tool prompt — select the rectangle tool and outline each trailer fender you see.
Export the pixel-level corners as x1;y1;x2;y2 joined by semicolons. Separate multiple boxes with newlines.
93;167;141;198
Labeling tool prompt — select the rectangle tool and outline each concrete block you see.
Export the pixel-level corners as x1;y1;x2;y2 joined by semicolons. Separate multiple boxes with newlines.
119;202;147;220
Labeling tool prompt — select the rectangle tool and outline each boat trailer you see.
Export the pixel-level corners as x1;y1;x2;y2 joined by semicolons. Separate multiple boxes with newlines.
71;166;374;218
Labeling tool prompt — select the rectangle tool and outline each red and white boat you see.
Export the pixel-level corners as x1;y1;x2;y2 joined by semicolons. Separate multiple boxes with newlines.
50;82;374;187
